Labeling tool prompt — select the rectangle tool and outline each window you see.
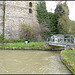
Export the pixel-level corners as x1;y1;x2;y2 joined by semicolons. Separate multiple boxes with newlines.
29;8;32;13
29;2;32;7
28;2;33;13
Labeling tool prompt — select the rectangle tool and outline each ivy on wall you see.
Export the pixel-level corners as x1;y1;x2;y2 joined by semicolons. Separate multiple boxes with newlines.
0;1;5;42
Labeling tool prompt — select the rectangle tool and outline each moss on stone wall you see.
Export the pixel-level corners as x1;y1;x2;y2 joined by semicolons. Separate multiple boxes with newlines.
3;1;5;39
0;34;4;42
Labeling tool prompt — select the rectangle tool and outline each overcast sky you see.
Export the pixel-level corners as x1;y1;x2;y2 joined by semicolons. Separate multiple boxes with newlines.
45;1;75;21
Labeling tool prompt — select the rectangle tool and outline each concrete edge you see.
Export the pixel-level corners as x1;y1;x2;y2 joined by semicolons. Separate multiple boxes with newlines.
0;46;63;51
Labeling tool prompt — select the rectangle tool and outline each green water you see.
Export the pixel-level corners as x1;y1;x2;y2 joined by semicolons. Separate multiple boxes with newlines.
0;50;71;74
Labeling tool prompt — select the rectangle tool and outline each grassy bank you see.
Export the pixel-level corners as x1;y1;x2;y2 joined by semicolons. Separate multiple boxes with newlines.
0;39;33;43
61;50;75;74
1;42;45;47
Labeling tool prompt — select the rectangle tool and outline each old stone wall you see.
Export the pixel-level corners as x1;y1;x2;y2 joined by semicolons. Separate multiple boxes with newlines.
0;1;3;35
4;1;42;41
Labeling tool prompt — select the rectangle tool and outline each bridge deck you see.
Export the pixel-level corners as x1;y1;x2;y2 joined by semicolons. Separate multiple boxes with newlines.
46;34;75;47
47;42;74;47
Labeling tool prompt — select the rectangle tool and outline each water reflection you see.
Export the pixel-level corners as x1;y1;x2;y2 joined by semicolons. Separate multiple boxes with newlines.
0;50;71;74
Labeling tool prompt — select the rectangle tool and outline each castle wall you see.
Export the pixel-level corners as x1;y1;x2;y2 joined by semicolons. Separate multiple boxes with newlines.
4;1;41;41
0;1;3;35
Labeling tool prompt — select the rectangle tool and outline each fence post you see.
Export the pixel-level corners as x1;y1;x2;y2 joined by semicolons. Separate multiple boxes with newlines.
63;35;64;43
66;38;68;47
47;38;49;44
70;34;71;45
74;37;75;50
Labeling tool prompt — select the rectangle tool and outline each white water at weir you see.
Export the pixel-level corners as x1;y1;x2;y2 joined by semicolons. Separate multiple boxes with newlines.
0;50;71;74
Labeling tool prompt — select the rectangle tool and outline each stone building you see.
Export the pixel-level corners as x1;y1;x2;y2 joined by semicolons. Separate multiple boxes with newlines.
0;1;42;41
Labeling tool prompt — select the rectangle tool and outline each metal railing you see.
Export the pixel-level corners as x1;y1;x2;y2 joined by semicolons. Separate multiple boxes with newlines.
47;34;75;47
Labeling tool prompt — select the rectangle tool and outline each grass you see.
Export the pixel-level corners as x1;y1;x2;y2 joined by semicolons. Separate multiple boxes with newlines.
1;42;45;47
61;50;75;62
0;39;33;43
61;50;75;74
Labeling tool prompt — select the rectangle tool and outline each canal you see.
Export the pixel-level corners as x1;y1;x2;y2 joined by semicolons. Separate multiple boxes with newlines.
0;50;71;74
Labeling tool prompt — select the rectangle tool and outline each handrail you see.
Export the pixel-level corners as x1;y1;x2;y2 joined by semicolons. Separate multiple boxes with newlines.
47;34;75;47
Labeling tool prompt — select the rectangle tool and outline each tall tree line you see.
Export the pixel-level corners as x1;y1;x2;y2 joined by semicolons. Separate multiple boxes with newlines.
36;1;75;40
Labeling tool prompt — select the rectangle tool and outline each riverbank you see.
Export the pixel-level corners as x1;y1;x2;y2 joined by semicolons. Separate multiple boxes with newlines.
0;42;63;51
60;49;75;74
0;42;73;74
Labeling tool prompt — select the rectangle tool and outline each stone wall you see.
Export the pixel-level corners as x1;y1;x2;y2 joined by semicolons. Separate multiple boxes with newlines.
4;1;41;41
0;1;3;35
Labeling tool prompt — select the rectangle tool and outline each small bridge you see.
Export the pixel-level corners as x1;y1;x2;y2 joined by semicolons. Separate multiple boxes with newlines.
46;34;75;47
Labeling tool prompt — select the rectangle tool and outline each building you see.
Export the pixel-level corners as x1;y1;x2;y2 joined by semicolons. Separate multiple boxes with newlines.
0;1;42;41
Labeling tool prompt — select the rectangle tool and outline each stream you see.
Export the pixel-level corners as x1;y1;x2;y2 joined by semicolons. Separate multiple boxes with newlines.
0;50;71;74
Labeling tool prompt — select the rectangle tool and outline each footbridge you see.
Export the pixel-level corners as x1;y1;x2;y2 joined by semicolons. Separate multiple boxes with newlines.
46;34;75;47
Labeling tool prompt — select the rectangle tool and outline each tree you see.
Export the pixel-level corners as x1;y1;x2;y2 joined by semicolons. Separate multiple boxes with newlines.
36;2;58;40
55;2;70;34
46;12;58;34
55;2;69;17
36;1;48;24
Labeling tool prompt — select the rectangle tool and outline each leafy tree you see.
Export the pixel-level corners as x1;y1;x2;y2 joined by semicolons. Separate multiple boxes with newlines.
36;1;48;24
57;15;70;34
55;2;69;17
46;12;58;34
36;1;48;40
54;2;70;34
36;2;58;40
69;20;75;34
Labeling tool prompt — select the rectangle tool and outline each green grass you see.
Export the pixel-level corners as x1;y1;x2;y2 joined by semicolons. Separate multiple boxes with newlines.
1;42;45;47
61;50;75;74
0;39;33;43
61;50;75;62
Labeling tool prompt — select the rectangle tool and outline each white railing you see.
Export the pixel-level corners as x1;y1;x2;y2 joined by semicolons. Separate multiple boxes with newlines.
47;34;75;47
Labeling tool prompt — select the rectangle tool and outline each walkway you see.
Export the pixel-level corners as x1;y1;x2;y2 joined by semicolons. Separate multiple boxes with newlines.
47;34;75;47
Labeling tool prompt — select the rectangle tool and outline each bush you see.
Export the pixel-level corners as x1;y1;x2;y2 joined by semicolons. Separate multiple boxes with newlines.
20;24;34;40
0;34;4;43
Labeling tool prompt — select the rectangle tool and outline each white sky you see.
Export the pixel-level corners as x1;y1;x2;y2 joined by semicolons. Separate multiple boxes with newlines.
45;1;75;21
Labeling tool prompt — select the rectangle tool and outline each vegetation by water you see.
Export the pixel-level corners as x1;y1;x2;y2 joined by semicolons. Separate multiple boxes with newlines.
1;42;45;47
36;1;75;40
61;50;75;74
36;2;58;40
0;38;33;43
